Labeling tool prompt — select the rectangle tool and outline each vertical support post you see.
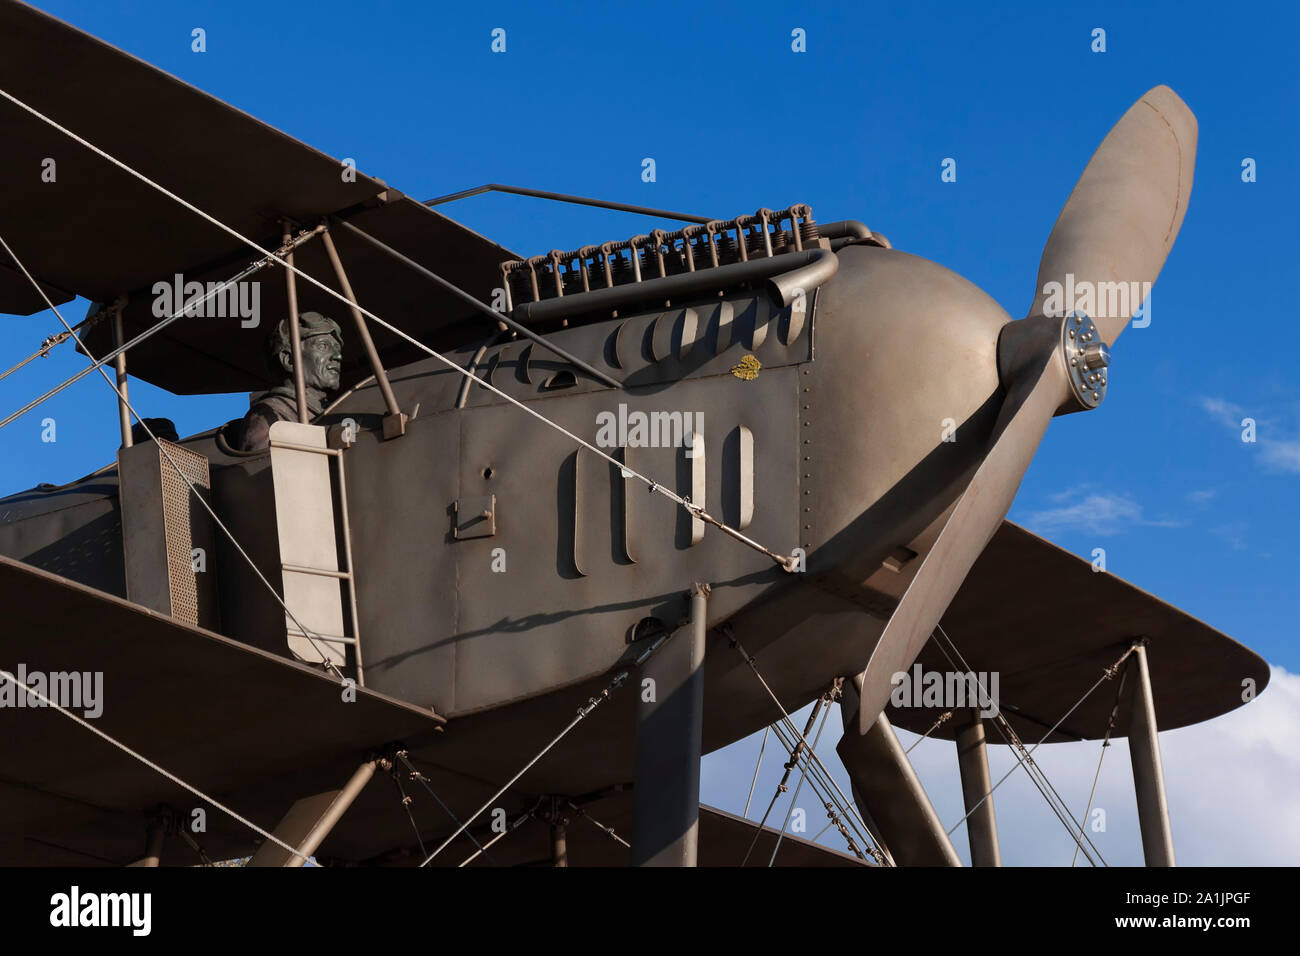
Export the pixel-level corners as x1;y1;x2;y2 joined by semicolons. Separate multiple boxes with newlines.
550;797;568;867
111;299;133;448
319;226;406;437
955;710;1001;867
1128;642;1175;867
631;582;708;866
282;221;309;424
127;808;170;867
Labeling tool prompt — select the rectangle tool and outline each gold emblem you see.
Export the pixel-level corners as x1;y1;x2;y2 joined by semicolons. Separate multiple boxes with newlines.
731;354;761;381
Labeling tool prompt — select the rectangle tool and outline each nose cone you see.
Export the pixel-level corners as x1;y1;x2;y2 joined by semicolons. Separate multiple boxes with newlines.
800;244;1012;582
1082;340;1110;369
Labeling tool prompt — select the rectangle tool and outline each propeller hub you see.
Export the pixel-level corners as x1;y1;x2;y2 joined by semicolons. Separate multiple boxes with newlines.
1063;311;1108;408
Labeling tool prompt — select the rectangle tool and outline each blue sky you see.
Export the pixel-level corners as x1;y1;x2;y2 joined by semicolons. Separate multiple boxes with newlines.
3;1;1297;863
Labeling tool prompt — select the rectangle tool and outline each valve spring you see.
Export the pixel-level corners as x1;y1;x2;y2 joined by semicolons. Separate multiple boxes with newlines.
609;252;634;285
561;265;586;296
663;243;689;276
637;246;661;280
799;221;821;244
538;264;561;300
690;235;715;268
714;234;740;266
507;271;531;304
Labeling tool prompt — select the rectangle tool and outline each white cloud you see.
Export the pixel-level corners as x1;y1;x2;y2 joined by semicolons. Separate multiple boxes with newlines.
1200;396;1246;430
701;664;1300;865
1261;439;1300;473
1022;492;1180;536
1200;395;1300;474
1212;521;1248;551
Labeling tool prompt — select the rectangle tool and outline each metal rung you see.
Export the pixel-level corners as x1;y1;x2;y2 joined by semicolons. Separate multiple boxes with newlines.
285;627;356;645
269;439;342;457
283;563;352;580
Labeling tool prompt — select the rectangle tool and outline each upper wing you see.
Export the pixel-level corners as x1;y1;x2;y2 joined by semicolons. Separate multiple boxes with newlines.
0;0;517;393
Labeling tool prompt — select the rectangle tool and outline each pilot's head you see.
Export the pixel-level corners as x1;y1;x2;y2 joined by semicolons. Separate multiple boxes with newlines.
270;312;343;392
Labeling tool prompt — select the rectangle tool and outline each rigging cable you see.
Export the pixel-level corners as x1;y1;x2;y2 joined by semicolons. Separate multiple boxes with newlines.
769;680;839;866
567;801;631;850
904;710;953;755
0;316;91;385
457;799;542;868
1071;663;1129;867
742;726;769;819
940;640;1138;852
387;762;428;860
396;751;497;865
742;696;826;865
932;622;1108;866
730;637;885;863
419;658;647;866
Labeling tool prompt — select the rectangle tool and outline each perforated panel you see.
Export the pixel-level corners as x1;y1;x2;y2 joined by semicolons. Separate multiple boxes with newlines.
156;439;210;627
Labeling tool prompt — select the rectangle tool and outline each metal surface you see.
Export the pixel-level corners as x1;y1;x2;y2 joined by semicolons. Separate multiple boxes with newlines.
269;422;348;668
631;584;708;866
1127;643;1176;866
954;711;1001;867
453;494;496;540
837;680;961;867
117;438;217;628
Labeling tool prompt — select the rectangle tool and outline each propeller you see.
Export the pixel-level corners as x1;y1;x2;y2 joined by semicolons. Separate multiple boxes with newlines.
855;86;1197;735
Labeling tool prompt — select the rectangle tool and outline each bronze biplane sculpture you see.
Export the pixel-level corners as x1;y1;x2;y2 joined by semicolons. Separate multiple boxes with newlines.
0;0;1268;867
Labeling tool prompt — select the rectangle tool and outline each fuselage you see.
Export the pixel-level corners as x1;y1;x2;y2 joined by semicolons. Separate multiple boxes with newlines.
0;242;1013;795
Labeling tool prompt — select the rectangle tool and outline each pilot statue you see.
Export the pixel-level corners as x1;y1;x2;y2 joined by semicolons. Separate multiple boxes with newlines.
234;311;343;452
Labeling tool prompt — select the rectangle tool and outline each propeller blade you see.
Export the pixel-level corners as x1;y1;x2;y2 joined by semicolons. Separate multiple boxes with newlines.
1028;85;1197;346
856;352;1069;734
